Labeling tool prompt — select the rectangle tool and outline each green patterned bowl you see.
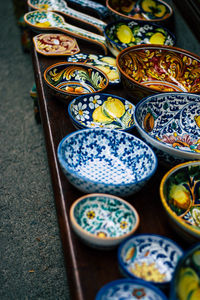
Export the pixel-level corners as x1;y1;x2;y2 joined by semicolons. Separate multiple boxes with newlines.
70;193;140;249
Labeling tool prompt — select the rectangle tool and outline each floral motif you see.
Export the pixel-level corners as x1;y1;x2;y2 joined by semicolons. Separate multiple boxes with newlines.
72;102;89;122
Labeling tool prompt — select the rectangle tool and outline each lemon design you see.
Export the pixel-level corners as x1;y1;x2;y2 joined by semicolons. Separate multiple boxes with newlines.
177;268;200;300
100;57;116;66
149;32;165;44
155;4;166;17
92;106;112;123
169;184;191;210
141;0;166;18
36;21;51;27
142;0;156;12
195;115;200;128
102;97;125;119
116;25;133;44
191;208;200;227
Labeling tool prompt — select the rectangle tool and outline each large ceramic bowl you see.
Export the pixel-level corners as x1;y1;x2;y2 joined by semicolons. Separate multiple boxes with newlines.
68;93;135;132
57;128;157;197
160;161;200;243
116;44;200;101
95;278;168;300
170;243;200;300
134;92;200;165
118;234;183;287
70;193;140;249
43;62;109;102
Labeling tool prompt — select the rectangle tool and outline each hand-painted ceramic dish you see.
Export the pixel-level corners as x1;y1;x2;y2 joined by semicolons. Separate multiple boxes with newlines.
68;93;135;131
57;128;157;197
33;33;80;56
70;193;140;249
67;53;120;85
116;44;200;101
118;234;183;287
95;278;168;300
160;161;200;243
43;62;109;102
170;243;200;300
104;19;175;56
134;92;200;165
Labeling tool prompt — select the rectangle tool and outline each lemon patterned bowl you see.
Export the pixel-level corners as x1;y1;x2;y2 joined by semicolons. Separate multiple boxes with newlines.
43;62;109;102
70;193;140;249
170;243;200;300
118;234;183;287
160;161;200;243
117;45;200;102
68;93;135;132
57;128;157;197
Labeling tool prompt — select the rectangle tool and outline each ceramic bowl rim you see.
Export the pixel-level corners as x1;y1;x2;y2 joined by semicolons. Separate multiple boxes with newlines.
160;160;200;237
95;278;168;300
68;92;136;132
116;44;200;94
104;19;176;49
43;61;109;95
70;193;140;241
106;0;173;22
117;233;184;286
134;92;200;158
57;128;158;187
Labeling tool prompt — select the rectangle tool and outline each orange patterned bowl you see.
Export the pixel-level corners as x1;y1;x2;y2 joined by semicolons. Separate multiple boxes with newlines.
116;44;200;102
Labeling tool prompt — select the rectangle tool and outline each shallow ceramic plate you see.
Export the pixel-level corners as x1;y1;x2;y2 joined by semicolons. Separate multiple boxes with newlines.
68;93;135;131
118;234;183;287
67;53;120;85
95;278;168;300
33;33;80;56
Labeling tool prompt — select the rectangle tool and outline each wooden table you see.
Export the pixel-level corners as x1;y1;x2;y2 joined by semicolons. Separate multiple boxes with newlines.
31;8;198;300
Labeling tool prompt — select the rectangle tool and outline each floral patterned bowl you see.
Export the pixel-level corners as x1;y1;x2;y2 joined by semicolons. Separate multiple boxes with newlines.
43;62;109;102
134;92;200;165
70;193;140;249
160;161;200;243
95;278;168;300
68;93;135;132
116;44;200;102
118;234;183;287
57;128;157;197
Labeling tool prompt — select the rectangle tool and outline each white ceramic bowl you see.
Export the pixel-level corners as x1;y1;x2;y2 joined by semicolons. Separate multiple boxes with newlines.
57;128;157;197
70;193;140;249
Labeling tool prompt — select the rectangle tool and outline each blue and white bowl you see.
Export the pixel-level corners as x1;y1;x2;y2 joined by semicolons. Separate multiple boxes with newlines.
57;128;157;197
134;92;200;165
68;93;135;132
118;234;183;287
95;278;168;300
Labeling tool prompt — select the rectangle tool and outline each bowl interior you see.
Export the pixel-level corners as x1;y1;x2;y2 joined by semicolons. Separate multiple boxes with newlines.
44;62;108;95
118;234;183;284
161;162;200;235
118;46;200;93
72;194;139;239
58;129;157;186
69;93;135;131
135;93;200;155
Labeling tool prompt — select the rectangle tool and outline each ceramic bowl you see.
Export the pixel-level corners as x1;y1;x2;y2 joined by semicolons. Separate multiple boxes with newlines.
43;62;109;102
95;278;168;300
67;53;120;86
118;234;183;287
57;128;157;197
134;92;200;165
160;161;200;243
104;19;175;57
68;93;135;132
170;243;200;300
116;44;200;102
70;193;140;249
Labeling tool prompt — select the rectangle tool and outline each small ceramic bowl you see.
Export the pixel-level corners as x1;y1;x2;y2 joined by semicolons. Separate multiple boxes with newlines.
134;92;200;165
160;161;200;243
116;44;200;102
68;93;135;132
118;234;183;287
95;278;168;300
57;128;157;197
170;243;200;300
104;19;175;57
70;193;140;249
43;62;109;102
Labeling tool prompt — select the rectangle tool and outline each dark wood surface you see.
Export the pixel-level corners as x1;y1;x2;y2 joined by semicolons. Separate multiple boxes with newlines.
30;8;198;299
